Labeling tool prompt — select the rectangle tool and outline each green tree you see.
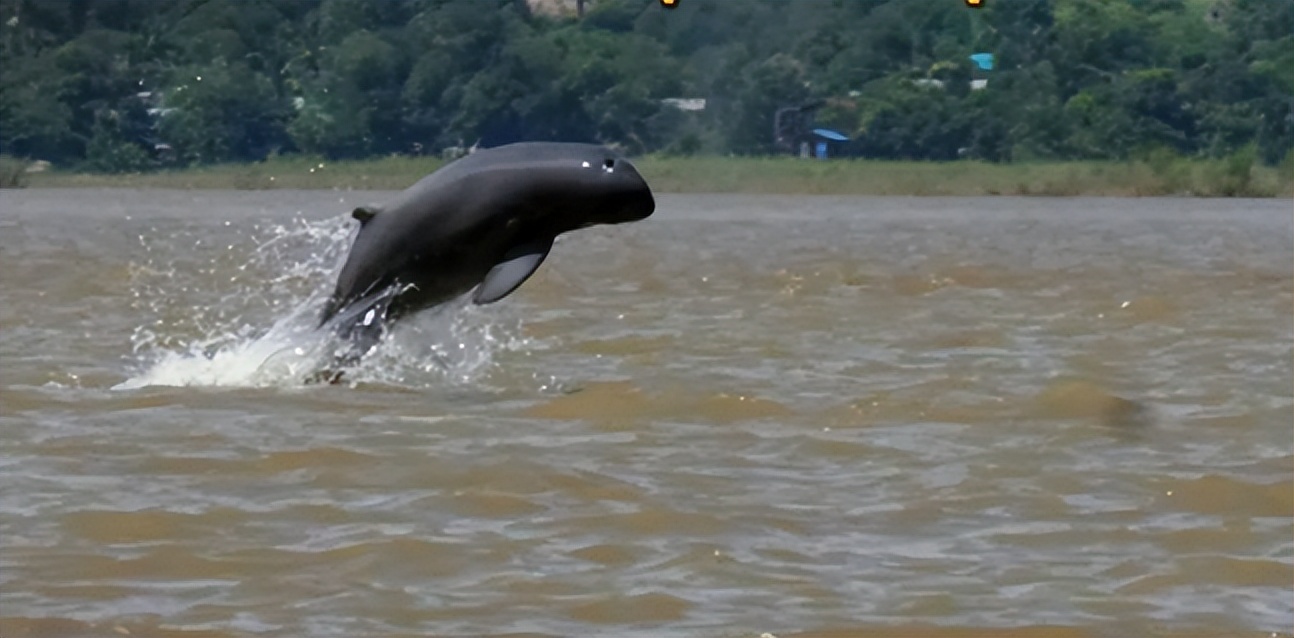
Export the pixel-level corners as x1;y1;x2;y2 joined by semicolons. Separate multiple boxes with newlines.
159;61;289;163
1;0;1289;167
721;52;813;154
0;47;77;159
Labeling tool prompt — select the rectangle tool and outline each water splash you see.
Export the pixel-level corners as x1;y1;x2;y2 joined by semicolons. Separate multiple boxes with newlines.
114;214;526;390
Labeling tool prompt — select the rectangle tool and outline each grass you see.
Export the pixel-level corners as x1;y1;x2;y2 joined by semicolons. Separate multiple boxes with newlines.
0;155;31;188
17;152;1294;197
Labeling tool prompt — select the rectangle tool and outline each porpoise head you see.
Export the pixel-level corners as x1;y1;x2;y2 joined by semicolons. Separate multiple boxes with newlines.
454;143;654;305
477;143;654;233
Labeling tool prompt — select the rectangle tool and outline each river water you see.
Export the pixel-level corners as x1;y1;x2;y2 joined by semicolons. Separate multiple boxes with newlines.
1;190;1290;638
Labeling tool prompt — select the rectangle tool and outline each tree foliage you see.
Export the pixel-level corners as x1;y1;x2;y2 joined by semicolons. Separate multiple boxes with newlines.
1;0;1290;171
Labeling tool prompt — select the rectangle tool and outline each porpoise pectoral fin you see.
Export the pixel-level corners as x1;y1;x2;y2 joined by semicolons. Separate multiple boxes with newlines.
472;236;556;305
352;205;382;224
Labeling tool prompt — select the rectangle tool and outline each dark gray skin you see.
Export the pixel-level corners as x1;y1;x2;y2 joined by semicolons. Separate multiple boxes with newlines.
316;142;655;366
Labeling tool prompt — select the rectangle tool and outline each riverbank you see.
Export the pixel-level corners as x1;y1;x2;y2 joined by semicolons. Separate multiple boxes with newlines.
7;153;1292;197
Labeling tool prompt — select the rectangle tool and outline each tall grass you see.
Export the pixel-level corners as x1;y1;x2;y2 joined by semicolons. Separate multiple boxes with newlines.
23;151;1294;197
24;155;448;191
0;155;31;188
636;150;1292;197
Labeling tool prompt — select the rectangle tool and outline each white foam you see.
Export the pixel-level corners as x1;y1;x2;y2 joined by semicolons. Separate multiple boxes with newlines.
114;214;527;391
113;312;327;390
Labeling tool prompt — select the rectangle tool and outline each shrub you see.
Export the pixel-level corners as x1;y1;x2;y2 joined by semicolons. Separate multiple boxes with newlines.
0;155;31;188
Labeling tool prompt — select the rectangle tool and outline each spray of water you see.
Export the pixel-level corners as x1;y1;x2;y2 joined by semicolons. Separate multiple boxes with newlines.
113;213;528;390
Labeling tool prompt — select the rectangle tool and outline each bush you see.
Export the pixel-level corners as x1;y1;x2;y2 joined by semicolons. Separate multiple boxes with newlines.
85;123;152;173
1134;145;1191;194
1212;143;1257;197
0;155;31;188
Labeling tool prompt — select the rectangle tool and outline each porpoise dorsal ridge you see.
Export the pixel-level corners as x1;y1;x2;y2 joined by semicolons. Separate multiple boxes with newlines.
351;205;382;224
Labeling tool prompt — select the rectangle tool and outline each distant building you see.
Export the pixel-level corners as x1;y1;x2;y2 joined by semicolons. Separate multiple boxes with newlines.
774;100;823;152
527;0;584;17
662;98;706;111
808;128;849;159
911;78;987;91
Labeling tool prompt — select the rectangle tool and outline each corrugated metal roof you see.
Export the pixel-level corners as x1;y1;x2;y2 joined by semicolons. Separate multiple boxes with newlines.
812;128;849;142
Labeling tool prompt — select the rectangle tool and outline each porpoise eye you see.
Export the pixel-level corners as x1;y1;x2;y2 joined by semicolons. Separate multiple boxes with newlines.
602;158;615;173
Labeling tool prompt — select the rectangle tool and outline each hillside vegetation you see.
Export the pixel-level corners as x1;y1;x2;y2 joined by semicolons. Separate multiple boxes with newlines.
1;0;1291;175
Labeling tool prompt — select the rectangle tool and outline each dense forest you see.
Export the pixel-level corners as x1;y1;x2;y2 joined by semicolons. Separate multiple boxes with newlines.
1;0;1290;172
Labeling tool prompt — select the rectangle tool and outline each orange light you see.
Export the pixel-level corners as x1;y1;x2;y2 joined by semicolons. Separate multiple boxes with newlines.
965;0;985;7
660;0;679;8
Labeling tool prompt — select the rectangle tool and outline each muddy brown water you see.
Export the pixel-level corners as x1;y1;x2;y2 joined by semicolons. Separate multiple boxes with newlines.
0;190;1290;638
